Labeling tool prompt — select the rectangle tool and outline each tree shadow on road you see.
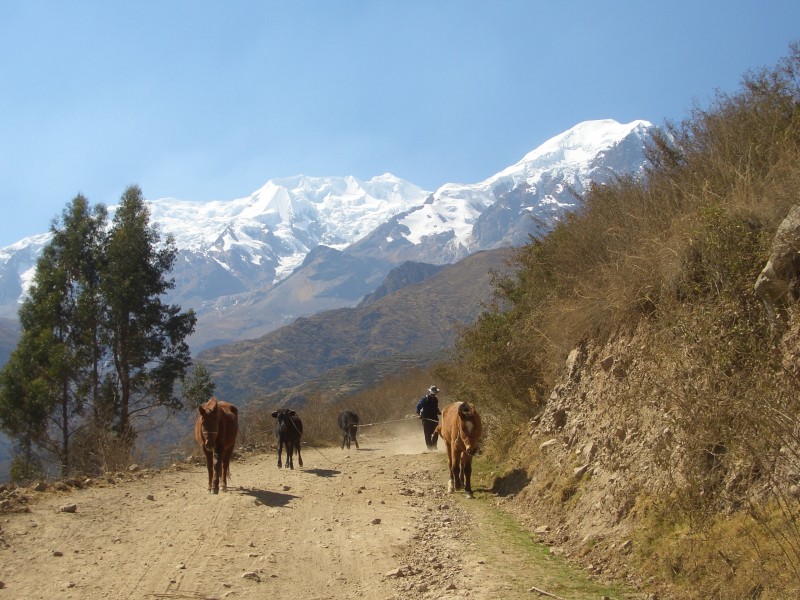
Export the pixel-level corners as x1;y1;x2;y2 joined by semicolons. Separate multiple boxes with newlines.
235;487;298;507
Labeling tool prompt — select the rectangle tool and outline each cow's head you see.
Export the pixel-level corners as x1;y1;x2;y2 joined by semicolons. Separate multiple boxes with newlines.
198;398;222;451
271;408;296;420
458;402;481;456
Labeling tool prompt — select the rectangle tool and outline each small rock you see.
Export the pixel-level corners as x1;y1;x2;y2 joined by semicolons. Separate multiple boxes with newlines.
59;504;77;513
32;482;47;492
444;582;457;590
539;439;558;450
384;567;405;578
242;571;261;582
282;485;291;491
573;464;589;479
53;550;64;557
371;518;381;525
176;563;186;570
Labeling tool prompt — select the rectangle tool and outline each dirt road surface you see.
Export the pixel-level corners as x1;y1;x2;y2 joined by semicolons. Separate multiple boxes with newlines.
0;421;599;600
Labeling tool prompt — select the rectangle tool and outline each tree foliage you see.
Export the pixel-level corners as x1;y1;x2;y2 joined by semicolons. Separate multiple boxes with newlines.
0;186;196;479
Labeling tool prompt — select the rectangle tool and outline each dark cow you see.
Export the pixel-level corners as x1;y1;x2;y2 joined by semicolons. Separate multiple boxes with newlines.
272;408;304;469
436;401;482;498
194;396;239;494
337;410;360;450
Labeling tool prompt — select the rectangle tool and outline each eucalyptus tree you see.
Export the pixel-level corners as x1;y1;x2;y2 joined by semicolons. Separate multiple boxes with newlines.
182;363;216;408
0;185;198;478
100;185;196;438
0;195;107;477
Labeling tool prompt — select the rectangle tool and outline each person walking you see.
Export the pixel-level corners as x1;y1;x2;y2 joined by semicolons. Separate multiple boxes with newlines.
416;385;442;450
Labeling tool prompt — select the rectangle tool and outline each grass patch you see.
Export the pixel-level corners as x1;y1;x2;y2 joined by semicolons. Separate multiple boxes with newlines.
455;492;640;600
447;456;640;599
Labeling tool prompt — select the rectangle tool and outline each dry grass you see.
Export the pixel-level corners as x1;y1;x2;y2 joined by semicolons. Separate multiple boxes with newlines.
440;43;800;599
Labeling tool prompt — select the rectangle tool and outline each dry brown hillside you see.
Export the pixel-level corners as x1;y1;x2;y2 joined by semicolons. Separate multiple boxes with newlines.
435;44;800;599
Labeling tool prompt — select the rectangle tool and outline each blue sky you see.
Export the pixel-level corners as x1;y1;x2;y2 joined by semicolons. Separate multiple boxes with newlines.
1;1;798;248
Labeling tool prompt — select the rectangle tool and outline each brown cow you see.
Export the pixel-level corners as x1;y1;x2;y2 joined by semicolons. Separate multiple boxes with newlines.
436;401;482;498
194;397;239;494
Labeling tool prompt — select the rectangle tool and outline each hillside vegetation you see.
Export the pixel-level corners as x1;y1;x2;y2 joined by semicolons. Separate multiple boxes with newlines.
429;45;800;599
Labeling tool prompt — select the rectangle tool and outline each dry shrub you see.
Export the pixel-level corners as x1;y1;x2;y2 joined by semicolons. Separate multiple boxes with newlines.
636;507;800;600
439;42;800;598
71;423;135;476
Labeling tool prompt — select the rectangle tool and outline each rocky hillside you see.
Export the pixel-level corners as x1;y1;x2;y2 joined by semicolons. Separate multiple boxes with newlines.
443;48;800;599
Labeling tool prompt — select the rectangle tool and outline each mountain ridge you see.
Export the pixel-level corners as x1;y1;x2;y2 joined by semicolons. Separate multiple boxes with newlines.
0;119;655;352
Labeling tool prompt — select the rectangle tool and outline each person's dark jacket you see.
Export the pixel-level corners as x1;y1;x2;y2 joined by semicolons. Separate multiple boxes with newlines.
416;394;440;420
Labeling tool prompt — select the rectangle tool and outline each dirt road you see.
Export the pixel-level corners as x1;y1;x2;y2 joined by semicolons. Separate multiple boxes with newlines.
0;419;641;600
0;420;523;600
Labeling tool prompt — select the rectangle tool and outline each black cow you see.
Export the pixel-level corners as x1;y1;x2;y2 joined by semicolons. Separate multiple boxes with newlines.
272;408;304;469
337;410;360;450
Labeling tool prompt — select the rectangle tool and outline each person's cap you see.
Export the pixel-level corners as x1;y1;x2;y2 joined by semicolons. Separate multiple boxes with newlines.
428;386;439;394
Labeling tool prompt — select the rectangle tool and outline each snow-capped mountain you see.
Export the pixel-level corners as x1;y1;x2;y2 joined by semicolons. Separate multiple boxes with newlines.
150;173;430;281
346;119;653;264
0;119;655;349
0;174;431;319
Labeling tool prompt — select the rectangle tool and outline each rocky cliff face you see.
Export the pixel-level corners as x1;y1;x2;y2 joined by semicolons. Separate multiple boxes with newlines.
495;330;672;585
496;206;800;596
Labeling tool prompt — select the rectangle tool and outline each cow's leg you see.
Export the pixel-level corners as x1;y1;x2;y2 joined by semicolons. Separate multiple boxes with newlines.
212;450;221;494
277;440;283;468
296;442;303;467
221;448;232;492
445;441;456;493
341;431;347;449
204;450;213;493
463;456;474;498
452;449;463;491
352;427;359;449
287;441;294;470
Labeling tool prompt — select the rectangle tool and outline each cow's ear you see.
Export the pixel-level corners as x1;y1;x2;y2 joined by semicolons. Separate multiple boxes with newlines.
198;406;206;416
288;410;296;416
271;411;279;418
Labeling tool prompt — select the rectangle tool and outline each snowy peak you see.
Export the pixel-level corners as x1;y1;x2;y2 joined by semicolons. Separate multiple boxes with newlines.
149;173;429;251
393;119;654;255
515;119;652;168
145;173;431;280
